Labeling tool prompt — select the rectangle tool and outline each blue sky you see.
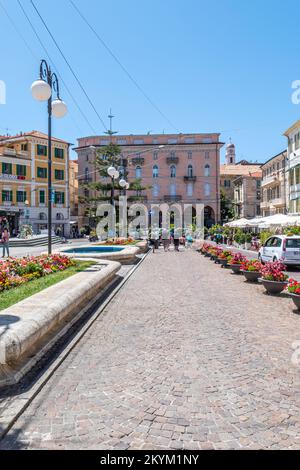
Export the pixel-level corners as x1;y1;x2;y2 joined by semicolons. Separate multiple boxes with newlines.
0;0;300;162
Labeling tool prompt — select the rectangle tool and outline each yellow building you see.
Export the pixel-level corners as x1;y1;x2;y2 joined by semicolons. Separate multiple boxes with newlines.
69;159;78;235
0;130;70;236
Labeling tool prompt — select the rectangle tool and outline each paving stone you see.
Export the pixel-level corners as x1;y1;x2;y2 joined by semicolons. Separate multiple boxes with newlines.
1;249;300;450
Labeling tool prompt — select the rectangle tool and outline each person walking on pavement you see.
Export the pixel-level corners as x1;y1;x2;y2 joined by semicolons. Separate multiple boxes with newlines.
162;228;170;252
2;227;10;258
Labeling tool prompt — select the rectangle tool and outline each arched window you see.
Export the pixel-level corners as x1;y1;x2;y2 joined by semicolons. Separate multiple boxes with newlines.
153;165;159;178
188;165;193;177
56;213;64;221
170;183;176;196
152;184;159;197
204;164;210;177
135;166;142;179
39;212;47;221
204;183;211;196
187;183;193;196
170;165;176;178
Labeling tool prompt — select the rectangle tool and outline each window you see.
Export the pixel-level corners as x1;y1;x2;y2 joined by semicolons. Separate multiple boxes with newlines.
204;183;211;196
185;138;195;144
224;180;231;188
39;190;45;204
54;192;65;204
135;166;142;178
286;239;300;248
54;148;64;159
256;180;261;188
169;183;176;196
170;151;176;159
56;213;64;220
205;151;210;160
21;143;28;151
37;144;47;156
39;212;47;220
2;190;12;202
203;138;212;143
117;139;127;145
2;162;12;175
55;169;64;180
16;164;26;177
100;139;109;145
187;183;193;196
152;184;159;197
153;152;158;160
188;151;193;160
153;165;159;178
204;164;210;177
170;165;176;178
37;167;47;178
17;191;26;203
188;165;193;177
168;139;177;144
133;139;144;145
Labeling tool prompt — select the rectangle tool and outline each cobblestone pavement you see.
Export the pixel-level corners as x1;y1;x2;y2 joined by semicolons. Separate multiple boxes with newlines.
1;248;300;450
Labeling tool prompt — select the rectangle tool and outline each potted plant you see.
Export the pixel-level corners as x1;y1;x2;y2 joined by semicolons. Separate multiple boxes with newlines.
217;250;233;267
239;232;246;249
258;260;288;295
245;233;252;250
228;252;247;274
286;279;300;310
241;259;262;282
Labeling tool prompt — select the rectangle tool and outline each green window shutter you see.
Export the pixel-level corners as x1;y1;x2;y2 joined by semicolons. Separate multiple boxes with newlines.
39;190;45;204
37;167;47;178
16;165;26;177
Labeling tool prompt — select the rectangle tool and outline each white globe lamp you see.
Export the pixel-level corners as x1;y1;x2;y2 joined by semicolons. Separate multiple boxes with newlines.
119;179;127;188
31;79;52;102
107;166;116;177
113;170;120;180
125;183;130;190
52;99;68;119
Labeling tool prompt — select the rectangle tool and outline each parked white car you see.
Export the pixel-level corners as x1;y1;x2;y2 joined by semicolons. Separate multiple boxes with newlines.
258;235;300;266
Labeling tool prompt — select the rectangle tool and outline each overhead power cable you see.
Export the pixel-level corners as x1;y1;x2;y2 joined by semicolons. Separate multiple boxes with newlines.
16;0;96;136
69;0;180;133
30;0;108;132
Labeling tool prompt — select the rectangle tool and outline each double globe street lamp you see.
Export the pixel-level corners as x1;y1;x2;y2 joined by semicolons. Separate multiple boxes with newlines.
31;59;67;255
107;166;129;207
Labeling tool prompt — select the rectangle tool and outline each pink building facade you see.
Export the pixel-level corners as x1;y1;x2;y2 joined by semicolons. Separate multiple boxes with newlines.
75;133;223;228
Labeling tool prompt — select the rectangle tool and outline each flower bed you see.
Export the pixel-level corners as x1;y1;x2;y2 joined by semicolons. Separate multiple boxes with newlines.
102;237;136;246
0;254;75;293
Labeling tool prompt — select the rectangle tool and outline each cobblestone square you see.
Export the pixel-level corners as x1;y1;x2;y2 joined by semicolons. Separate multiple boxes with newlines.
1;248;300;450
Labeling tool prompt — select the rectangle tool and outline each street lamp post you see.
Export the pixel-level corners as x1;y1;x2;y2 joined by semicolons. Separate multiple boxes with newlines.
31;59;67;255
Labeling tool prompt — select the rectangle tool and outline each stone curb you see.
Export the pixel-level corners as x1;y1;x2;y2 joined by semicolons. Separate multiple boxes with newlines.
0;250;151;441
0;260;121;387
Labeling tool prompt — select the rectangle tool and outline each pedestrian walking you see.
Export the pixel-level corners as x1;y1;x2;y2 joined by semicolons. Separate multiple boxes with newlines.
173;237;180;252
2;227;10;258
162;228;170;252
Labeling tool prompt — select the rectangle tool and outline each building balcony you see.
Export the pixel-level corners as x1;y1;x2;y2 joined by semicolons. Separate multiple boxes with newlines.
129;195;148;202
184;176;197;182
272;197;285;207
166;157;179;165
260;201;270;209
164;195;182;202
0;147;30;159
132;157;145;166
261;173;280;187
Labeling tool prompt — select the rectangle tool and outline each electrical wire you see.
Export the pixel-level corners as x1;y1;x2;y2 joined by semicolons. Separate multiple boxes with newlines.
69;0;180;133
30;0;108;132
17;0;97;135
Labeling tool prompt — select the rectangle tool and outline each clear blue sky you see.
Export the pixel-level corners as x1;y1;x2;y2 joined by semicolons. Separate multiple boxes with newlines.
0;0;300;162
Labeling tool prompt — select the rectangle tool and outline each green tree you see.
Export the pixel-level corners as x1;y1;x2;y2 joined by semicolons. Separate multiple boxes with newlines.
220;190;235;223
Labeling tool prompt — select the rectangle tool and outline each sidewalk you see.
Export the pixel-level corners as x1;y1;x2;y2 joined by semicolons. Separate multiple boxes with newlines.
1;247;300;449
